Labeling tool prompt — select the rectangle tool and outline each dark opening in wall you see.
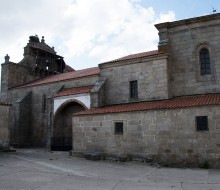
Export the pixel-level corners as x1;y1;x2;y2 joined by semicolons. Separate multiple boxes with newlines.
200;48;211;75
196;116;208;131
42;94;46;112
130;80;138;99
115;122;123;135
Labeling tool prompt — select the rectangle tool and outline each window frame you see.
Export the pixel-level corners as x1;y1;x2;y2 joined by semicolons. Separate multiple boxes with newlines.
200;48;211;75
42;94;46;112
130;80;138;99
114;122;124;135
196;116;208;131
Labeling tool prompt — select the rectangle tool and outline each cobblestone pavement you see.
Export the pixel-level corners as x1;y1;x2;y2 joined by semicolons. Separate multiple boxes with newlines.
0;149;220;190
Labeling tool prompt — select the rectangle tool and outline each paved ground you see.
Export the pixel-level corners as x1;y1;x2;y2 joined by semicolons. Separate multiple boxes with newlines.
0;149;220;190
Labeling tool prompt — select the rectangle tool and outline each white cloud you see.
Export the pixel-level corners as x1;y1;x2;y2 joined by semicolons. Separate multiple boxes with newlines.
0;0;176;72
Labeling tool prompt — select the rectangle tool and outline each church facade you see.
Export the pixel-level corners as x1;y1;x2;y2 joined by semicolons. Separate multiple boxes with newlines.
1;13;220;167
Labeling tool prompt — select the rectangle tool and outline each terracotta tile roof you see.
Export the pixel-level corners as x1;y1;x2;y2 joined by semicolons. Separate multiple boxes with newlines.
54;86;94;98
13;67;100;89
75;93;220;116
102;50;164;64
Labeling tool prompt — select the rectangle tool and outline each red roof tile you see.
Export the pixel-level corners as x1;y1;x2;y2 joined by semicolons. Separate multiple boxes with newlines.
75;93;220;116
102;50;163;64
13;67;100;89
54;86;94;98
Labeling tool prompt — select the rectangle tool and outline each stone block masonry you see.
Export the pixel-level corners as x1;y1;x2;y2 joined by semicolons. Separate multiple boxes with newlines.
73;106;220;168
99;54;170;106
8;74;99;147
156;14;220;97
0;103;10;150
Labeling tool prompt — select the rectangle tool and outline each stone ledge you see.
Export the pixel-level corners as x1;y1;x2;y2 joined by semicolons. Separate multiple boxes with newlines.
69;151;85;158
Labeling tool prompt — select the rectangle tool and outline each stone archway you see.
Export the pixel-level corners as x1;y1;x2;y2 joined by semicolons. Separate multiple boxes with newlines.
51;101;86;151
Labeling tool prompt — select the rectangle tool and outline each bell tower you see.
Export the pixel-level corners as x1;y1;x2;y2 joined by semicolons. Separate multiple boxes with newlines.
20;35;65;76
1;35;67;93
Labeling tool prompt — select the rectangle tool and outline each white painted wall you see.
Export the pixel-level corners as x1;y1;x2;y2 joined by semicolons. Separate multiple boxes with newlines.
53;93;90;114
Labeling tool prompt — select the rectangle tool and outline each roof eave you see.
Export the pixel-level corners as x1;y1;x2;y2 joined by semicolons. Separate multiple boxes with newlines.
10;73;99;90
99;53;168;69
155;13;220;30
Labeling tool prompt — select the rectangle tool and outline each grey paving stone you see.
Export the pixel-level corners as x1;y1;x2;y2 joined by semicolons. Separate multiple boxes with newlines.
0;149;220;190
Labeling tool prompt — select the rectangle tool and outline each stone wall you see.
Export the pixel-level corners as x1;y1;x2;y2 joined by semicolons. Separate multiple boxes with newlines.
0;103;10;150
8;74;99;147
156;14;220;97
12;92;32;147
1;62;39;93
99;54;170;105
73;105;220;168
90;79;106;108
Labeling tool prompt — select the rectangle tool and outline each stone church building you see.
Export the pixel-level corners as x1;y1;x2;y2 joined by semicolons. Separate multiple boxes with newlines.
0;101;10;150
1;13;220;167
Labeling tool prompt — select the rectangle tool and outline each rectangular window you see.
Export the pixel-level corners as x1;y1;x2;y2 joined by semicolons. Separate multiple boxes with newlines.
130;80;138;99
115;122;123;135
196;116;208;131
200;48;211;75
42;94;46;112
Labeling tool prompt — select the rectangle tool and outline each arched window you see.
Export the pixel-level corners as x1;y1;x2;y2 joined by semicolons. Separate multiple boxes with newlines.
200;48;211;75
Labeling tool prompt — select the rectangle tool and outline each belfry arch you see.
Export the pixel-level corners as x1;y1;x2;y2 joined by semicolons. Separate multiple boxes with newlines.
51;100;87;151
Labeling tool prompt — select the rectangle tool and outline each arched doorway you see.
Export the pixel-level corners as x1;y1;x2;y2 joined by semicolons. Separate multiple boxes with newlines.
51;101;86;151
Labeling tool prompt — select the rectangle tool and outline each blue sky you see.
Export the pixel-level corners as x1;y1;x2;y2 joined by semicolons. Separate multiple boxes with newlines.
0;0;219;73
141;0;219;20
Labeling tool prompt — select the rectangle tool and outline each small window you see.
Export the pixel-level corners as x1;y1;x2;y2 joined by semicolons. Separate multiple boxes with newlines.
196;116;208;131
42;94;46;112
130;80;138;99
115;122;123;135
200;48;211;75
